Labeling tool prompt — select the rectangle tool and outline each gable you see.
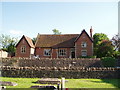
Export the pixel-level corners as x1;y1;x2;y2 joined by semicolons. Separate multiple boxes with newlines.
75;30;93;43
16;35;35;48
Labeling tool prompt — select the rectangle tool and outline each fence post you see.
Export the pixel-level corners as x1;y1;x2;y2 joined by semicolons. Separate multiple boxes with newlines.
61;77;65;90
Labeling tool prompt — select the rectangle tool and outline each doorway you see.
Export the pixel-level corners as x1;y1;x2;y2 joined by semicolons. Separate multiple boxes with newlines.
71;51;75;58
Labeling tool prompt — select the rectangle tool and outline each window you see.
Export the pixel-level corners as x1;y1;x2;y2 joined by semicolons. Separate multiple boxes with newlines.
21;46;26;53
44;49;51;56
59;49;66;56
81;50;87;56
81;42;87;48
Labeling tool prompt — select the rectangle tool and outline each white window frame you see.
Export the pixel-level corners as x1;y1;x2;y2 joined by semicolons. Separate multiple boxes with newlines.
44;49;51;56
81;50;87;56
58;49;66;56
21;46;26;53
81;42;87;48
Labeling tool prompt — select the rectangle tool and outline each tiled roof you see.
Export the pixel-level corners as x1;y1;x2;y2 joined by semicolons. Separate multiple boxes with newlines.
35;34;79;48
24;36;35;48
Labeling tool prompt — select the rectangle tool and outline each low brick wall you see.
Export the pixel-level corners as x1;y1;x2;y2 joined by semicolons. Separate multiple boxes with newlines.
1;66;120;79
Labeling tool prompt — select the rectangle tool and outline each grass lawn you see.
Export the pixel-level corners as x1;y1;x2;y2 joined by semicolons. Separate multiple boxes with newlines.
1;77;120;89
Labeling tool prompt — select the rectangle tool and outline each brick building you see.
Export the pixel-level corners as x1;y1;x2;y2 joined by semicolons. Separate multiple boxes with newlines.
16;29;93;58
16;35;35;58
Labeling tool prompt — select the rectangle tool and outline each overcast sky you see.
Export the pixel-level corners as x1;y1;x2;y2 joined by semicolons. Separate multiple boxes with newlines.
1;1;119;39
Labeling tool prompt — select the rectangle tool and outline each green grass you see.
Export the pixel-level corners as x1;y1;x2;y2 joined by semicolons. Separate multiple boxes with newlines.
1;77;120;88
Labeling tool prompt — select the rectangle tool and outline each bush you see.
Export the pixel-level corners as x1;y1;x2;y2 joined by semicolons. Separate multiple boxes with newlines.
101;57;116;67
113;51;120;59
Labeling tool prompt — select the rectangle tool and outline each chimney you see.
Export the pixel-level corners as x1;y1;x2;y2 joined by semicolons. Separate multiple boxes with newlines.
90;26;93;38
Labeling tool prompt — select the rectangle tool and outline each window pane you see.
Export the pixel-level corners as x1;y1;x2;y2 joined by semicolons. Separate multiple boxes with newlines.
44;49;51;56
59;49;66;56
81;50;87;56
21;46;26;53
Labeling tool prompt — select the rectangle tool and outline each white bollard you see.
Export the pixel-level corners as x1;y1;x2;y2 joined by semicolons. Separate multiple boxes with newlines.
61;77;65;90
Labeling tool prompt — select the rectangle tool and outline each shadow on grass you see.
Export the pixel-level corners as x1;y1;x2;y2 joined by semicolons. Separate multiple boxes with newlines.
32;81;38;84
101;79;120;88
90;79;120;88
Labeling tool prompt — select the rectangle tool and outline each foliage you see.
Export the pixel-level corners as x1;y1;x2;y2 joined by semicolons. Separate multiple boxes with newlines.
32;37;36;45
101;57;116;67
93;33;109;48
7;42;16;57
0;34;18;57
96;40;115;58
93;33;116;58
1;77;119;88
113;51;120;58
52;29;61;35
112;34;120;51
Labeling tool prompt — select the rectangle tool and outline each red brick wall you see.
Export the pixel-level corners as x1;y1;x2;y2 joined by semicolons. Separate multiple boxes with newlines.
35;48;51;58
75;32;93;58
16;38;31;58
35;48;71;58
51;49;57;58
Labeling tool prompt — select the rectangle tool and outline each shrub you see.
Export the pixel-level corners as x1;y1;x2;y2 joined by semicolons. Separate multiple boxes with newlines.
101;57;116;67
113;51;120;59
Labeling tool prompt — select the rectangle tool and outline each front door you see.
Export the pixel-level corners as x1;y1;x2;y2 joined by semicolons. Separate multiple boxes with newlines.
70;48;75;58
71;52;75;58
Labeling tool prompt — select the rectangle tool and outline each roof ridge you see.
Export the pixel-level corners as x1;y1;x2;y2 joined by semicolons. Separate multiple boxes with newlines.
24;35;35;48
38;34;79;36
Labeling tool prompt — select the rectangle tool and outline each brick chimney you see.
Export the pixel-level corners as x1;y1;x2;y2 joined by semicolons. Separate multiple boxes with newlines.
90;26;93;38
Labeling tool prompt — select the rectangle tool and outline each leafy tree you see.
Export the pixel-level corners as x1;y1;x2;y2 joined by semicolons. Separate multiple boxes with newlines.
0;34;12;49
52;29;61;35
96;40;114;58
93;33;109;57
93;33;109;47
7;42;16;57
0;34;18;57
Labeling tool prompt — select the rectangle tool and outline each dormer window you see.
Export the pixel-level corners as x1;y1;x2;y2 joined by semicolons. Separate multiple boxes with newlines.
81;42;87;48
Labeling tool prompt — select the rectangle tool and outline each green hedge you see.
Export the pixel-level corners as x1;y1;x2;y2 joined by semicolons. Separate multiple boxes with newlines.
101;57;116;67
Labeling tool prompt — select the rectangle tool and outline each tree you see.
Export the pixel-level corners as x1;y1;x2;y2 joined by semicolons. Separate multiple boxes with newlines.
93;33;109;57
52;29;61;35
0;34;18;57
7;41;16;57
96;40;114;58
0;34;12;49
32;37;37;45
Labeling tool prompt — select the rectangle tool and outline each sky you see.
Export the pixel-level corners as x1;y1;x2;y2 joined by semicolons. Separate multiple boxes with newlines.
0;0;119;39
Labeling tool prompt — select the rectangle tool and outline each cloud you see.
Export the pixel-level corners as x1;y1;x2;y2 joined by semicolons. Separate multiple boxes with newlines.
9;29;23;35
